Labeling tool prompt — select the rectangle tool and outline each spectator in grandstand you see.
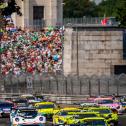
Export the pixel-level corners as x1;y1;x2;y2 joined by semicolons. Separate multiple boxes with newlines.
1;27;64;76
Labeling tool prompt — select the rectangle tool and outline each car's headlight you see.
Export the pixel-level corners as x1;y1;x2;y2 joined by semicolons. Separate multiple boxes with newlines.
15;118;20;122
116;106;120;109
39;117;44;121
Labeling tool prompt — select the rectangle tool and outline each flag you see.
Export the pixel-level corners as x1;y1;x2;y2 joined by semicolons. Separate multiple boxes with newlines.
101;18;108;26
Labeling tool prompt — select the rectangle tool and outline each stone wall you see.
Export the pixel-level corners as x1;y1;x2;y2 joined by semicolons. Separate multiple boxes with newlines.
64;27;126;76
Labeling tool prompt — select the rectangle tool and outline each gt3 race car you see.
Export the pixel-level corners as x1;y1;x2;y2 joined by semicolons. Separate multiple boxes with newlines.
34;101;59;120
11;108;46;126
0;101;14;117
80;117;109;126
94;98;120;110
53;107;100;126
88;107;118;126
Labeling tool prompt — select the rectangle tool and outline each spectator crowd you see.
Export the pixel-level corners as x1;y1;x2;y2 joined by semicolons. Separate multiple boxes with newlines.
0;27;64;76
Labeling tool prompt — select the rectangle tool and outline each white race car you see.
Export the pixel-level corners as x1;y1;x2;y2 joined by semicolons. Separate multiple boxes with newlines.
11;108;46;126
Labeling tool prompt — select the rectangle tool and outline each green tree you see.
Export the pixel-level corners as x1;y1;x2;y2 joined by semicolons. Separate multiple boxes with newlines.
2;0;22;16
63;0;97;18
96;0;126;26
0;0;7;29
95;0;119;17
0;0;22;29
115;0;126;27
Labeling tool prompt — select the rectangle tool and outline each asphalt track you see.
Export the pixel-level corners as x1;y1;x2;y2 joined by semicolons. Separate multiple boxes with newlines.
0;114;126;126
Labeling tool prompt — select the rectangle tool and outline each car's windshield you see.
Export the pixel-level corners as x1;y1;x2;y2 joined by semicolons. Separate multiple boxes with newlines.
81;103;97;106
0;103;13;108
121;102;126;106
91;109;111;114
36;104;54;109
16;102;28;107
26;97;35;100
74;114;97;119
98;100;113;104
60;110;80;116
83;119;106;126
18;110;37;118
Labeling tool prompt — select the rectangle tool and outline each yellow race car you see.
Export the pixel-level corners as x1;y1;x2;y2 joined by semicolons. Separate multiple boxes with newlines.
78;117;110;126
88;107;118;126
34;102;60;120
53;107;81;125
53;108;101;126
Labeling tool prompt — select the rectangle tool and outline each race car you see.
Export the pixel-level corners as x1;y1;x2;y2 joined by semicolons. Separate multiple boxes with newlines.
80;100;98;108
118;102;126;113
0;101;14;117
53;107;82;125
13;98;29;109
88;106;118;126
20;94;36;103
79;117;109;126
34;101;59;120
53;107;100;125
94;97;120;111
10;108;46;126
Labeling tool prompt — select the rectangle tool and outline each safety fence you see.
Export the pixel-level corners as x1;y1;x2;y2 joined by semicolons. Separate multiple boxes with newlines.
0;74;126;97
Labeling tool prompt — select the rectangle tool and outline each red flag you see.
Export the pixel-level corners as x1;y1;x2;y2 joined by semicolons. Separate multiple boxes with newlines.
101;18;108;25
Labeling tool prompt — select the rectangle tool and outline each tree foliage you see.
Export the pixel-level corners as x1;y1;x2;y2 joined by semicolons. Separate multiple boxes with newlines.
115;0;126;27
95;0;118;17
63;0;97;18
94;0;126;27
63;0;126;26
1;0;22;16
0;0;22;29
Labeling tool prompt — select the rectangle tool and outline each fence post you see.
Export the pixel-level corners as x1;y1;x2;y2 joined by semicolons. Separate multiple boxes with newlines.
117;81;119;96
55;77;59;94
98;79;100;96
3;78;6;93
17;77;19;94
40;75;42;93
65;77;67;95
48;78;51;94
107;78;110;95
10;75;13;94
71;77;73;95
80;78;82;95
89;79;91;97
26;76;33;94
115;76;119;96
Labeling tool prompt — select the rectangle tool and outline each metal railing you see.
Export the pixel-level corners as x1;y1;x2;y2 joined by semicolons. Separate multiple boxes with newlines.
0;73;126;97
23;17;119;30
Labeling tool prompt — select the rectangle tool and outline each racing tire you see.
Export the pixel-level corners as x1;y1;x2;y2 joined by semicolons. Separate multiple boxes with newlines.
109;121;118;126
